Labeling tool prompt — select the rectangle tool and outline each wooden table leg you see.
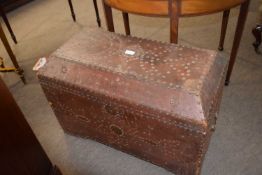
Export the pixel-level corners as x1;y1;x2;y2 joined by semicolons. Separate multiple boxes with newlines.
0;24;25;83
0;6;17;44
252;24;262;53
102;1;115;32
68;0;76;22
122;12;130;35
169;0;181;44
225;0;250;85
218;10;230;51
93;0;101;27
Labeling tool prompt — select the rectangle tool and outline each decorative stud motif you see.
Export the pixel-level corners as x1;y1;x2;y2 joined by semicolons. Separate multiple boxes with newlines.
38;28;228;175
54;29;217;95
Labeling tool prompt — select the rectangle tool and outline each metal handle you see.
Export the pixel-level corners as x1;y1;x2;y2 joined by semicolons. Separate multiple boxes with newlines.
110;124;124;136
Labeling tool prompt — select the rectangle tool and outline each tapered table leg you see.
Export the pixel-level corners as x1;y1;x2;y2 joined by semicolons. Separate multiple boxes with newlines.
0;24;25;83
225;0;250;85
169;0;180;44
93;0;101;27
218;10;230;51
102;1;115;32
252;24;262;53
68;0;76;22
122;12;130;35
0;6;17;44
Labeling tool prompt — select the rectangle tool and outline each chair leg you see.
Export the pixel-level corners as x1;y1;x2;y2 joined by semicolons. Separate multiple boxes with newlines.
0;6;17;44
225;0;250;85
68;0;76;22
252;24;262;53
102;1;115;32
0;24;25;83
218;10;230;51
169;0;180;44
93;0;101;27
122;12;130;35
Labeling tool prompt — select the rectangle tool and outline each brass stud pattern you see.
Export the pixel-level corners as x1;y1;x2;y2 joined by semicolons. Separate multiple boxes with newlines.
38;28;228;174
54;29;217;96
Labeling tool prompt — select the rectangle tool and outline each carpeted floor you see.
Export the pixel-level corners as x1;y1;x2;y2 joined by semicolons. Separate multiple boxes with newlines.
1;0;262;175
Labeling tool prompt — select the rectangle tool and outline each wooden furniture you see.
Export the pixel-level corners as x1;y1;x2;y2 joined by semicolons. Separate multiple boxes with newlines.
0;0;101;45
0;0;34;43
102;0;250;85
0;76;62;175
37;28;228;175
68;0;101;27
253;24;262;52
252;2;262;52
0;4;17;43
0;0;33;12
0;0;19;44
0;23;25;83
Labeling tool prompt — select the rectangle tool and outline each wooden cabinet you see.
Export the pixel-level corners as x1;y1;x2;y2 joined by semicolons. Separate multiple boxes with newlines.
0;77;62;175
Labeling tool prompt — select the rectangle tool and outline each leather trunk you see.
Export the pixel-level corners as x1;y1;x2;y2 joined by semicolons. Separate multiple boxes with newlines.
37;28;228;175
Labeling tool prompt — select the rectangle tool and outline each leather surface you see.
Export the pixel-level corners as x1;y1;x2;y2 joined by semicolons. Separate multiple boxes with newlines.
38;28;228;175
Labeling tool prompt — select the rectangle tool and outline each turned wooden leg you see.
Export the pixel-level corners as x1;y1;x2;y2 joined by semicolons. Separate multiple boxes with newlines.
252;24;262;53
169;0;180;44
93;0;101;27
218;10;230;51
0;24;25;83
68;0;76;22
102;1;115;32
0;6;17;44
122;12;130;35
225;0;250;85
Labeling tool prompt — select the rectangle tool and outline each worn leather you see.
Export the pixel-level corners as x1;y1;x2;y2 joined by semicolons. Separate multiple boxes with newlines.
38;28;228;175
